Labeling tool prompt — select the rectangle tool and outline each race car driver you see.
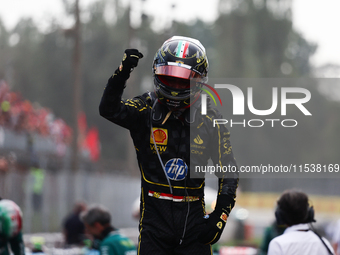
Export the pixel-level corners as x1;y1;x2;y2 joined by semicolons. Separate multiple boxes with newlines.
99;36;239;255
0;198;25;255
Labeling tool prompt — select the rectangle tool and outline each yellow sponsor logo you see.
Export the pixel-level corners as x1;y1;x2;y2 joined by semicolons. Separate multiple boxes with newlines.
153;192;160;198
150;128;168;145
191;150;203;155
171;91;179;96
182;196;199;202
223;143;231;149
191;144;206;149
223;147;232;155
150;144;167;154
216;221;223;229
194;135;204;145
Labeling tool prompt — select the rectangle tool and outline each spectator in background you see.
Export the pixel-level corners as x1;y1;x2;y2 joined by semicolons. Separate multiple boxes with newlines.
0;80;72;155
268;189;334;255
81;205;137;255
63;202;87;246
0;198;25;255
30;163;45;212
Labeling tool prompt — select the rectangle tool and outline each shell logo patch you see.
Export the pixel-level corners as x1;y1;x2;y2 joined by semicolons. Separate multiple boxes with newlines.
150;128;168;145
220;212;228;223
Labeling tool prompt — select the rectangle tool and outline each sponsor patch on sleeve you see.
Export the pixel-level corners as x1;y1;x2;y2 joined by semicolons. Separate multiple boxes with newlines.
220;212;228;223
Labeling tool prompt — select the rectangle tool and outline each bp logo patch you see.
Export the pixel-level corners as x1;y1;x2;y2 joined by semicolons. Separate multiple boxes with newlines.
165;158;188;181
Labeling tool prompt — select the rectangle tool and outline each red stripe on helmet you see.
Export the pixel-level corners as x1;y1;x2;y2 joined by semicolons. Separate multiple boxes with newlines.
182;42;190;57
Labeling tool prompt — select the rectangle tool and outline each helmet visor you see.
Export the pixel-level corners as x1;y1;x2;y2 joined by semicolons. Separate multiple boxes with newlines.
157;75;193;89
155;65;201;81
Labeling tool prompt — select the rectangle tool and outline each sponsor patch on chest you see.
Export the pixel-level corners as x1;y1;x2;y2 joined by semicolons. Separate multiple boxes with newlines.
150;128;168;145
165;158;188;181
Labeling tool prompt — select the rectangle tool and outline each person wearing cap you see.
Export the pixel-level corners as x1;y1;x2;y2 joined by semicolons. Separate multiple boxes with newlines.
99;36;239;254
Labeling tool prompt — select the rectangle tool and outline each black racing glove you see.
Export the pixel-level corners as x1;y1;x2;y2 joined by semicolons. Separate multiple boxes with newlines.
114;49;143;79
197;194;235;245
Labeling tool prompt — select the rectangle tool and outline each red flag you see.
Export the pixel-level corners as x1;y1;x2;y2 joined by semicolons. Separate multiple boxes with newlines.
85;127;100;161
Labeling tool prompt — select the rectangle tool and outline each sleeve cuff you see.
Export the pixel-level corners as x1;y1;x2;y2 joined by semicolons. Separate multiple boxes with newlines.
216;194;235;215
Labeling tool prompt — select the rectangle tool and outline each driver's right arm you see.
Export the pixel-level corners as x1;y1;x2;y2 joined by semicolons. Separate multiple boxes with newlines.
99;49;148;131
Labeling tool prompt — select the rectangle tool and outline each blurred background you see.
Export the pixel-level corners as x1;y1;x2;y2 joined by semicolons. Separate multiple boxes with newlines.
0;0;339;254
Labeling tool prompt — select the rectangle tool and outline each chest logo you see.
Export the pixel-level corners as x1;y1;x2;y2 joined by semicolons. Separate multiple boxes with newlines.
150;128;168;145
165;158;188;181
194;135;204;145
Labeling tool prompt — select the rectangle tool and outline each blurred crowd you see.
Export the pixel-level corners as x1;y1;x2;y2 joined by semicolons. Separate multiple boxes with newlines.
0;80;72;152
0;80;100;161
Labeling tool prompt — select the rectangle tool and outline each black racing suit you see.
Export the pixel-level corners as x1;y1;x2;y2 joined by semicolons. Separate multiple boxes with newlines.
99;74;239;255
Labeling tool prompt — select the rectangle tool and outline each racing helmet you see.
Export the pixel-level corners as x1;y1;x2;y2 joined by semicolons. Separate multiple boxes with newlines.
153;36;209;109
0;199;23;238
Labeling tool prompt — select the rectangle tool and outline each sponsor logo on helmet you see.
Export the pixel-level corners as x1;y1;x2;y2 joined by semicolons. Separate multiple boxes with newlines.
165;158;188;181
